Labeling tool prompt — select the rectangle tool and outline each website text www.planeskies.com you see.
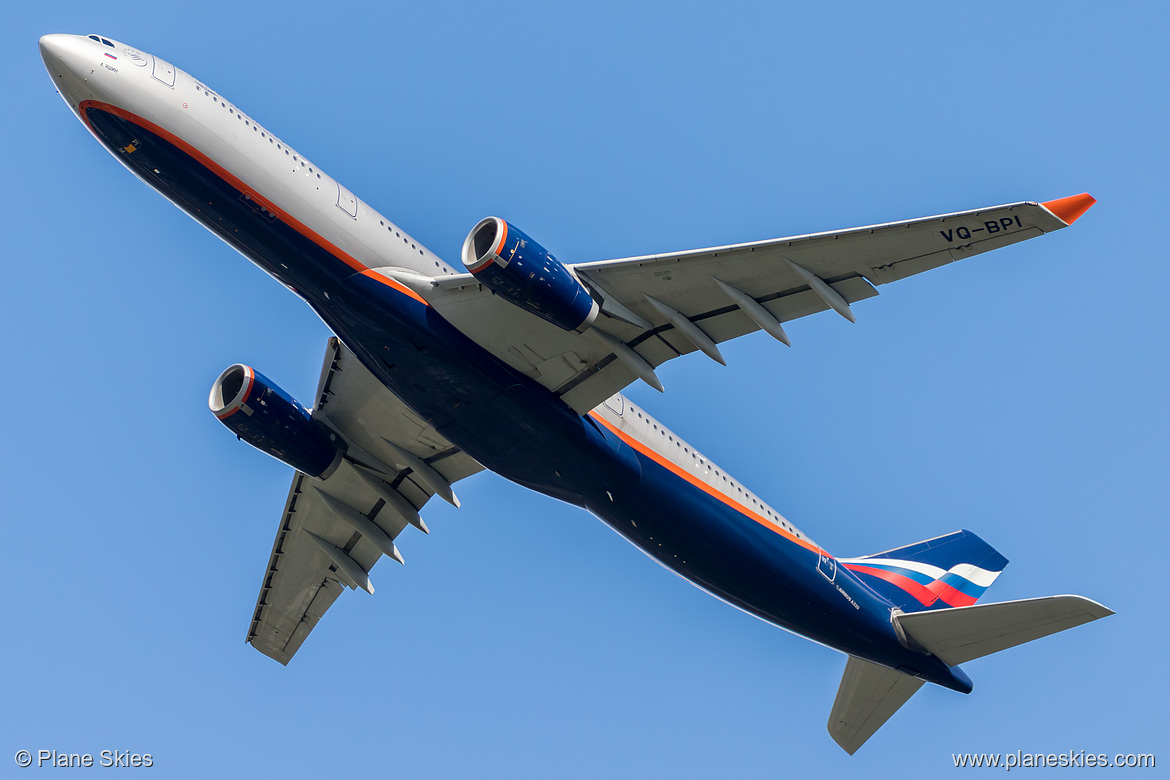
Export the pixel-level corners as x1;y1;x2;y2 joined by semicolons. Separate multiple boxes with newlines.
953;751;1154;770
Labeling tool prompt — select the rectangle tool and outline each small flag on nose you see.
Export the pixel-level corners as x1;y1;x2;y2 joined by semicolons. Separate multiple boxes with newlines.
105;53;117;60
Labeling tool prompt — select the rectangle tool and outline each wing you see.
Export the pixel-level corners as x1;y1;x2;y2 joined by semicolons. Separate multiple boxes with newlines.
246;337;482;664
417;194;1094;413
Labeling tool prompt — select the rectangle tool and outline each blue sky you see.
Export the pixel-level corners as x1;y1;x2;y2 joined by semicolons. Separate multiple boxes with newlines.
5;2;1167;776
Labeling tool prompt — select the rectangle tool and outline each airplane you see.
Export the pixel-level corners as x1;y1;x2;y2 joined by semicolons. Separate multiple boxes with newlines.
39;32;1110;753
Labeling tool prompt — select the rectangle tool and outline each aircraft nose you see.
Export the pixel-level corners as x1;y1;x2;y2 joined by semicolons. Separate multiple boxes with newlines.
40;34;70;71
39;34;87;78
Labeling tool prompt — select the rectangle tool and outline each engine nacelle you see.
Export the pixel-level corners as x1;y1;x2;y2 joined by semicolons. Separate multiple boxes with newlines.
461;217;599;332
209;364;343;478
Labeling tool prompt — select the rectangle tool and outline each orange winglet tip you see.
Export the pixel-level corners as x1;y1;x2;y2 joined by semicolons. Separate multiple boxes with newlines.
1041;192;1097;225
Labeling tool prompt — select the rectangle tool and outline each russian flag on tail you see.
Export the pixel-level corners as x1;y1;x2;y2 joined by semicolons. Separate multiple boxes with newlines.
838;529;1008;611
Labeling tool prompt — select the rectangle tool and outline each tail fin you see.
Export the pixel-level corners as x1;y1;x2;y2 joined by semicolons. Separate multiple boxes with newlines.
827;595;1112;754
838;529;1008;612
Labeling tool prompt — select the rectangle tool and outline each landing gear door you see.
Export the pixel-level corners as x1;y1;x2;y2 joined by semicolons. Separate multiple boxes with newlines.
817;552;836;582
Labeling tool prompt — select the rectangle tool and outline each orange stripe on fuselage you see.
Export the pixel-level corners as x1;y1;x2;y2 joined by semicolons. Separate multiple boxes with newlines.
358;269;428;305
587;411;826;556
78;100;430;307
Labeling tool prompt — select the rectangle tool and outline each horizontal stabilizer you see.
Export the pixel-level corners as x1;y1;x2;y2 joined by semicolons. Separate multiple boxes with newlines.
895;595;1114;667
828;656;925;755
827;595;1111;753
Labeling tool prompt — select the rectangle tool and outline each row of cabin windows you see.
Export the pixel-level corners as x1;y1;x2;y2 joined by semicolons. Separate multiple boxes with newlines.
194;85;449;269
195;84;323;181
626;405;799;538
378;220;434;263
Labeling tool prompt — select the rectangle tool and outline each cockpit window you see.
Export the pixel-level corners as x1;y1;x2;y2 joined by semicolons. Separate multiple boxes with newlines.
87;35;115;48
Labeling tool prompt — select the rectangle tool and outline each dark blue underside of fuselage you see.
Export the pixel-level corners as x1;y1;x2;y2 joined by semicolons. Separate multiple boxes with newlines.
84;107;969;690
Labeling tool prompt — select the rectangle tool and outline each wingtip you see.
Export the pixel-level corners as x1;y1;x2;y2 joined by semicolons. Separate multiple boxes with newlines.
827;726;861;755
1055;594;1115;619
1041;193;1097;225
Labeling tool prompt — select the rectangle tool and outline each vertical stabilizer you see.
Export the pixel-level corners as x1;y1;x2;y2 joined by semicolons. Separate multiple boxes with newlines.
839;529;1007;612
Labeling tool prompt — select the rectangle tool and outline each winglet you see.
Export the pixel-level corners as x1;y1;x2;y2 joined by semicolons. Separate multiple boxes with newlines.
1041;193;1097;225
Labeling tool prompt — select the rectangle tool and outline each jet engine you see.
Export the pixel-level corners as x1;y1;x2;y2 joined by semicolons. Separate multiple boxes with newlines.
209;364;343;478
461;217;599;332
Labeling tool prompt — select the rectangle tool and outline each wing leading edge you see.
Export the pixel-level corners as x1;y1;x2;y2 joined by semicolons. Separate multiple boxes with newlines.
246;338;482;664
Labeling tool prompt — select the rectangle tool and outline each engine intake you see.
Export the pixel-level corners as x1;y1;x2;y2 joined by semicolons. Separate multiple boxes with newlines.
209;364;342;478
461;217;599;332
